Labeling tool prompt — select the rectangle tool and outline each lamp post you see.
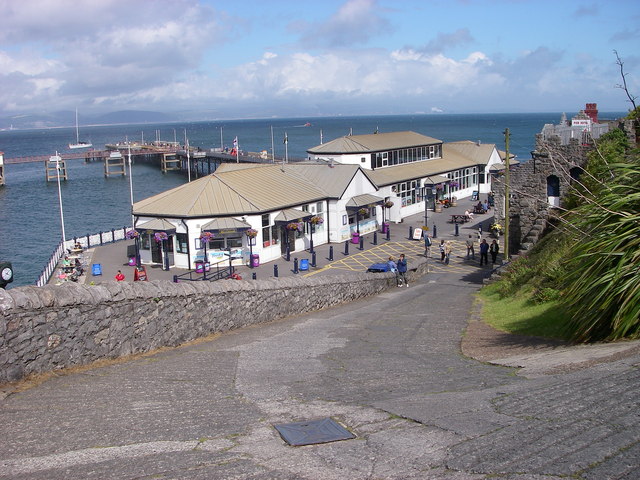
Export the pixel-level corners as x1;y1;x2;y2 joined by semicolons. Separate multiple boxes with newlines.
52;152;66;245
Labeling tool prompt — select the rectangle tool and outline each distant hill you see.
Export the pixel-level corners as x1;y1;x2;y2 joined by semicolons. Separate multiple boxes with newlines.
0;110;180;130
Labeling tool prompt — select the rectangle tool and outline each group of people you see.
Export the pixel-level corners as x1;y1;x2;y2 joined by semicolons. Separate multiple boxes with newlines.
433;235;499;266
387;254;408;287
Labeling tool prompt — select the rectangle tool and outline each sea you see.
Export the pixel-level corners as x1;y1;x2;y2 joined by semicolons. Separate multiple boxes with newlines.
0;112;625;288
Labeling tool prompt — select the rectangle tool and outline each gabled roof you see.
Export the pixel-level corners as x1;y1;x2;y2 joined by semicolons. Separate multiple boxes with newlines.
364;155;476;187
445;141;498;165
307;131;441;154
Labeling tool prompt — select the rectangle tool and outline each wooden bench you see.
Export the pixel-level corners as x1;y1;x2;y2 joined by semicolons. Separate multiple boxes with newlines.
450;214;469;224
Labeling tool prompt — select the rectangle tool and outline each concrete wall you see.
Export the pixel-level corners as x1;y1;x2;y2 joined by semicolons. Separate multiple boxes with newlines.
0;261;426;384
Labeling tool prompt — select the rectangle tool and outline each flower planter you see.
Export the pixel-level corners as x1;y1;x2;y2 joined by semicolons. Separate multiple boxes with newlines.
435;204;443;213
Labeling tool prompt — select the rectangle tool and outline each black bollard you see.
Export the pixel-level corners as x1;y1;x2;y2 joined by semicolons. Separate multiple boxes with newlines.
373;232;377;245
252;272;257;280
433;224;438;238
344;240;349;255
408;226;413;239
329;246;334;261
293;258;299;274
286;244;290;262
359;236;364;250
455;223;459;236
274;264;279;277
309;239;314;254
311;252;317;267
386;226;391;241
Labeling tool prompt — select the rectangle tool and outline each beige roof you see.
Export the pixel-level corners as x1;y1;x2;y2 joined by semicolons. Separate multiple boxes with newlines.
307;131;441;154
345;193;384;208
445;141;497;165
274;208;313;222
201;217;251;232
279;164;362;198
136;218;177;231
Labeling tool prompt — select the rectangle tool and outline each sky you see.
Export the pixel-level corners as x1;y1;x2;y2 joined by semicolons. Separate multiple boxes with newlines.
0;0;639;119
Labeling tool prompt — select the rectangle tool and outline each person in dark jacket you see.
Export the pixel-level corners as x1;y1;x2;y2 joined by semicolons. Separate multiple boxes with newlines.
490;239;500;264
479;239;489;266
397;253;408;287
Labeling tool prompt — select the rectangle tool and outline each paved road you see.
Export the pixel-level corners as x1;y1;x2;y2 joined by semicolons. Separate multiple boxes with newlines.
3;254;639;479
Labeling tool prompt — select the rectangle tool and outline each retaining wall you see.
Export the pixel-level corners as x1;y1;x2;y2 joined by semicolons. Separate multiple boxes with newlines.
0;262;426;384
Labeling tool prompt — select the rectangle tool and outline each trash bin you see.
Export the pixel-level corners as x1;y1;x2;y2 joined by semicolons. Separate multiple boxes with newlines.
351;232;360;244
134;266;148;281
299;258;309;271
128;257;136;266
381;222;389;234
195;260;204;273
250;253;260;267
91;264;102;276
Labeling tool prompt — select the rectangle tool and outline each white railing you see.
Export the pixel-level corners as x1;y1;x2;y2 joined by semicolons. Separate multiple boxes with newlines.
36;227;130;287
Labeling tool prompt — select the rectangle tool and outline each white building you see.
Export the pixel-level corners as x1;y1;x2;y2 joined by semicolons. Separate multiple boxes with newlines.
131;131;505;270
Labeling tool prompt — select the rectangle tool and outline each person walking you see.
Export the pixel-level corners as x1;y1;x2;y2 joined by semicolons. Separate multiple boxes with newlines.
439;240;446;262
490;239;500;264
444;241;452;265
387;256;400;286
424;233;432;257
465;234;475;259
479;239;489;266
397;254;408;287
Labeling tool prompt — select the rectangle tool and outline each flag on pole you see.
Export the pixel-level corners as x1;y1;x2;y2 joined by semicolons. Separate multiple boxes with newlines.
283;133;288;144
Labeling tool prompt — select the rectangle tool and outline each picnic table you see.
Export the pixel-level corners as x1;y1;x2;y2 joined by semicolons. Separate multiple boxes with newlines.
450;214;470;224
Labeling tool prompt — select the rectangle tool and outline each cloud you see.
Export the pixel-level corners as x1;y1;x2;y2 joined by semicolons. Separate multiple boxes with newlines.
573;4;598;18
293;0;393;49
417;28;475;54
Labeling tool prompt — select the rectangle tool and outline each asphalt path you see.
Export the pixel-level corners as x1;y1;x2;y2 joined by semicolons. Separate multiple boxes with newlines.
2;254;639;479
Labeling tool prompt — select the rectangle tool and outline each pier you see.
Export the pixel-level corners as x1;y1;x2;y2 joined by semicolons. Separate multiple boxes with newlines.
2;145;305;183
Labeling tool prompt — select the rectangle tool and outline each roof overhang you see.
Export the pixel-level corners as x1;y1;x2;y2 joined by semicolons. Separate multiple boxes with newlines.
201;217;252;233
136;218;177;232
423;174;451;185
346;193;385;208
274;208;313;222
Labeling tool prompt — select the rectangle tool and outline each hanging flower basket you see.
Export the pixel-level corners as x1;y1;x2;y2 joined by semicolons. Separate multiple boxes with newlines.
384;200;394;208
154;231;168;242
125;229;139;239
286;222;304;231
358;207;368;216
449;181;459;188
309;216;324;225
245;228;258;238
199;231;215;244
436;183;444;191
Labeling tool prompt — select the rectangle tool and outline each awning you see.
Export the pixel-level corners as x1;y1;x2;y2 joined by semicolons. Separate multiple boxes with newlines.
274;208;313;222
423;175;451;185
346;193;384;208
136;218;177;233
201;217;252;234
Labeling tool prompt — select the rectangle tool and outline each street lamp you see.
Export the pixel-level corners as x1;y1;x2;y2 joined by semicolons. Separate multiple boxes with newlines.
51;152;66;245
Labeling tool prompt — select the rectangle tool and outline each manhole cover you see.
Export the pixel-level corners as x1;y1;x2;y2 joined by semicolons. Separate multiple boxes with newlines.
274;417;355;446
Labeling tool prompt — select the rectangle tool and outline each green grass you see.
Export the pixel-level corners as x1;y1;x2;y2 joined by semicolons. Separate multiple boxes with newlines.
477;283;572;341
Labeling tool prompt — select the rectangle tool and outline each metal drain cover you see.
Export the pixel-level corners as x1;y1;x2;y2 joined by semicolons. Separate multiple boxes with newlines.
274;417;355;446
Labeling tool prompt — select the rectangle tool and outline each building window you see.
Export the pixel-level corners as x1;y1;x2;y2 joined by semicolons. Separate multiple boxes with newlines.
262;213;272;247
176;233;188;253
395;180;417;206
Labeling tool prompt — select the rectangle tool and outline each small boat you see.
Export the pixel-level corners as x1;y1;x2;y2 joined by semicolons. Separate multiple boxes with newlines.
69;109;92;149
304;122;312;127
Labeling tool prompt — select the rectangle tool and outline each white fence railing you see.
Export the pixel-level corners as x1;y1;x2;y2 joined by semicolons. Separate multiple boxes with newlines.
36;227;130;287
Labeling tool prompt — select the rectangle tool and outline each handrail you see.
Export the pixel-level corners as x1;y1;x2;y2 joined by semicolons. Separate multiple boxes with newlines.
173;257;235;283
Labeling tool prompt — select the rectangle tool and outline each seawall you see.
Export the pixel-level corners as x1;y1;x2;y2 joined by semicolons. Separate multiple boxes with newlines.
0;262;426;384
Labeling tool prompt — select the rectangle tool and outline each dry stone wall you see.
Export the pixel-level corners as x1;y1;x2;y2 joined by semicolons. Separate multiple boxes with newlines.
1;263;426;384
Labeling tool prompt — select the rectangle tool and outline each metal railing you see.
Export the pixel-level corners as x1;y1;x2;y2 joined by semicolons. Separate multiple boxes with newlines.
36;226;129;287
172;258;235;283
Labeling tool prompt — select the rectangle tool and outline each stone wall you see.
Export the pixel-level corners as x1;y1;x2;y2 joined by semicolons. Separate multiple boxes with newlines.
0;261;427;384
491;135;593;254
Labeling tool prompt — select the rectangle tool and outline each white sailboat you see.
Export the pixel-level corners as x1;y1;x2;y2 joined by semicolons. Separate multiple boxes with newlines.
69;109;92;149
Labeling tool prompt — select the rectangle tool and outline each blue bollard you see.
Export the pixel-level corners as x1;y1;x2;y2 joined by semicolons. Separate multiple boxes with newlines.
359;236;364;250
312;252;317;267
455;223;459;236
433;224;438;238
344;240;349;255
252;272;257;280
293;258;299;274
286;244;290;261
329;246;334;261
274;264;279;277
386;227;391;241
373;232;378;245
